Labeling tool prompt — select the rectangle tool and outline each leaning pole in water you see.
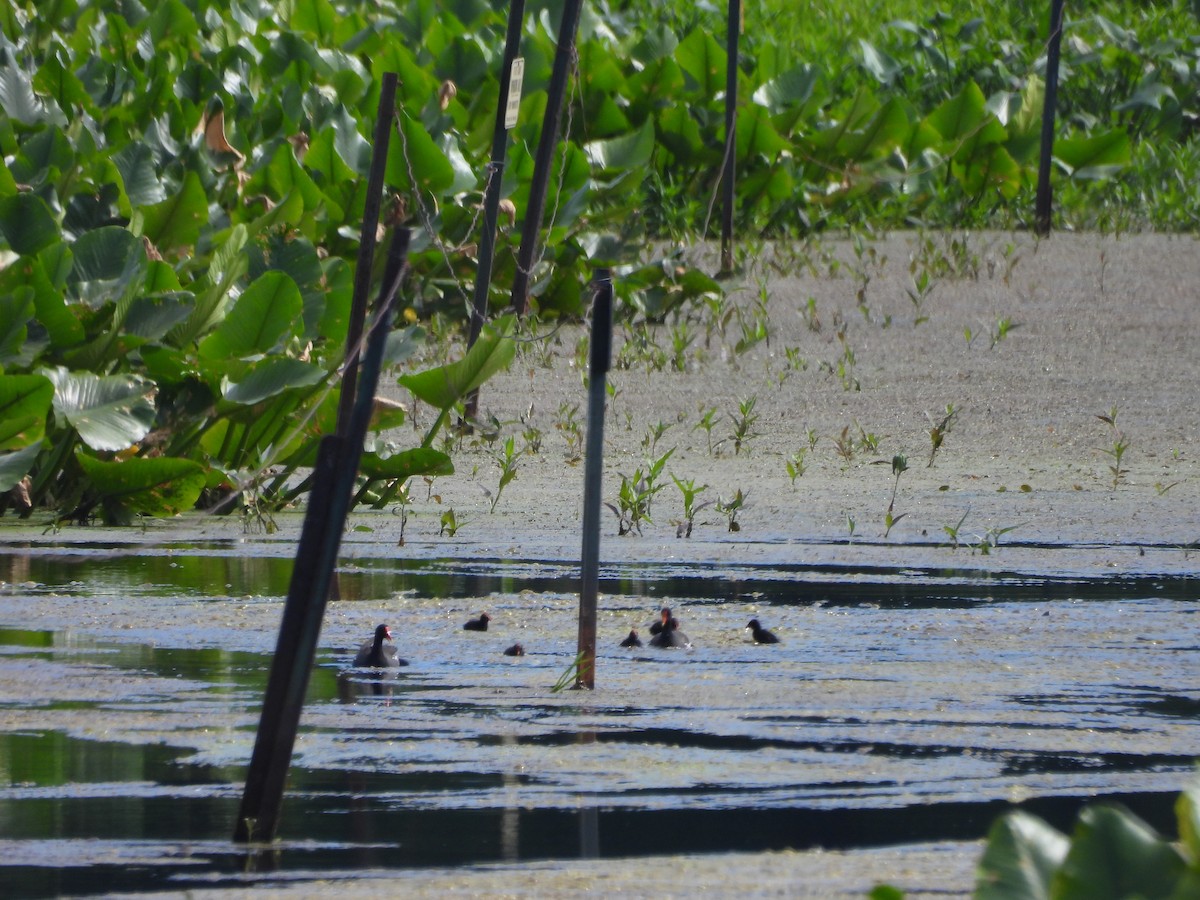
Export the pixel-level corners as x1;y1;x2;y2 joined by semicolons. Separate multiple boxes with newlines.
511;0;584;315
1034;0;1065;237
719;0;741;274
575;271;613;690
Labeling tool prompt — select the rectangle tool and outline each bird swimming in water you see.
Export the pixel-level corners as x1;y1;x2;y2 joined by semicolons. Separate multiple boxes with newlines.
463;613;491;631
746;619;780;644
503;642;525;656
620;629;642;648
353;623;408;667
648;607;677;636
650;616;691;649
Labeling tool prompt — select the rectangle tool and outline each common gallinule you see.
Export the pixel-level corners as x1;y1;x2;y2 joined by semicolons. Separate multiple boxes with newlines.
746;619;780;644
353;623;408;667
463;613;491;631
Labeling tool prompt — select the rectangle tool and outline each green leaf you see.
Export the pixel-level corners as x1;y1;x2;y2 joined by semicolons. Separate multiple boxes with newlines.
0;291;34;364
76;452;206;523
359;446;454;480
1177;782;1200;868
113;142;166;209
1055;129;1131;180
976;811;1068;900
0;374;53;450
0;443;42;493
0;60;63;126
141;169;208;253
68;226;146;309
386;112;455;195
0;193;59;255
859;39;902;86
1055;804;1186;899
736;104;792;160
399;314;516;411
221;357;325;405
585;119;655;174
199;270;303;359
675;29;726;99
752;64;822;116
42;366;157;452
925;81;1004;147
124;293;195;340
290;0;336;40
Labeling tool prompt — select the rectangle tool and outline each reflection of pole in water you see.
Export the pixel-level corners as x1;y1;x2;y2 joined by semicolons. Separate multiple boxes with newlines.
579;805;598;859
501;733;520;861
578;730;598;858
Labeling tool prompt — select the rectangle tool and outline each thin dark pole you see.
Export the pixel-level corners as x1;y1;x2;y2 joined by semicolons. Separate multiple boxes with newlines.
463;0;528;425
338;72;398;437
576;270;612;691
511;0;584;316
234;232;409;845
720;0;740;274
1035;0;1065;237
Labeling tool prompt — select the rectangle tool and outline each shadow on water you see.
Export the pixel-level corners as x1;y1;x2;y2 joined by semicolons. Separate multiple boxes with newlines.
0;546;1196;895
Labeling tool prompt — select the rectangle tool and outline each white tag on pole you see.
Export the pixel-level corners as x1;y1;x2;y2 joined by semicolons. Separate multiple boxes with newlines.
504;57;524;130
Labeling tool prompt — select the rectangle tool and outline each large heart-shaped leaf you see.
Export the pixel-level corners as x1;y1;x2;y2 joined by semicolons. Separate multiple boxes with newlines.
142;169;208;253
68;226;147;309
386;112;455;195
359;447;454;480
675;29;726;99
1054;804;1185;899
976;811;1068;900
76;451;206;524
585;119;655;174
221;357;325;405
42;366;157;452
399;315;515;411
199;270;303;359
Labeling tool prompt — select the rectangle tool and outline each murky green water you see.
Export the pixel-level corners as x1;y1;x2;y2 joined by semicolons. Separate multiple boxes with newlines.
0;542;1195;896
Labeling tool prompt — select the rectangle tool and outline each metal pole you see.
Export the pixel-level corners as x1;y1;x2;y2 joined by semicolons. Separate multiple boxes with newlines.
464;0;528;425
234;232;409;844
511;0;584;316
720;0;741;274
338;72;398;437
576;270;612;690
1034;0;1065;237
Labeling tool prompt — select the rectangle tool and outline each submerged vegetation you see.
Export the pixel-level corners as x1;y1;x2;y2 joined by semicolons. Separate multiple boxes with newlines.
0;0;1197;522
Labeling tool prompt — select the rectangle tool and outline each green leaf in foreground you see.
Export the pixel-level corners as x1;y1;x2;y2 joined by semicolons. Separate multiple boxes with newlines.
399;315;516;411
1055;803;1185;899
42;366;157;452
221;357;325;405
359;447;454;481
76;452;206;524
976;811;1069;900
199;270;303;359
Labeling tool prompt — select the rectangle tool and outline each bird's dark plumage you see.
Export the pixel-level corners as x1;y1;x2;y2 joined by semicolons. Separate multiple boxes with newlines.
354;624;407;667
503;643;525;656
463;613;491;631
620;629;642;648
746;619;780;644
649;617;691;649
